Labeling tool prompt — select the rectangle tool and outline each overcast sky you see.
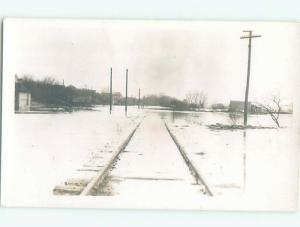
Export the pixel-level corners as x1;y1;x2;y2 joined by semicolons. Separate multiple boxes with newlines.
4;19;300;104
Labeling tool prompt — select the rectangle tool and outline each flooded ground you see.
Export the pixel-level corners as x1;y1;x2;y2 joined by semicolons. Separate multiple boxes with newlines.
1;106;298;210
2;106;143;203
97;115;204;197
161;110;298;206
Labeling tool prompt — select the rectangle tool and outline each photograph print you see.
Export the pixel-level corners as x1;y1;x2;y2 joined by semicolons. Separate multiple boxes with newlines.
1;19;299;211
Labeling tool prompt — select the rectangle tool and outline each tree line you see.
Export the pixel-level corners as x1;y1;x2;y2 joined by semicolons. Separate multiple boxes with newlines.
16;76;106;107
15;76;210;111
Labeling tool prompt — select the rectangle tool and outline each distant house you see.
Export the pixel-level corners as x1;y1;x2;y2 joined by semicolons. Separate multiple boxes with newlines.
112;92;122;105
250;103;265;114
15;92;31;112
229;100;265;114
229;101;251;113
211;103;227;110
101;92;123;105
15;76;31;112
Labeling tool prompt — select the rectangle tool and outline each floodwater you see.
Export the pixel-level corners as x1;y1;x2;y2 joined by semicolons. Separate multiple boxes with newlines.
150;109;299;209
97;114;205;197
2;106;142;205
2;106;299;210
92;108;298;210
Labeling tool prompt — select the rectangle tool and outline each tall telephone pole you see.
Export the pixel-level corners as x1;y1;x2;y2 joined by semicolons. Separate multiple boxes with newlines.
109;67;113;114
240;30;261;126
125;69;128;115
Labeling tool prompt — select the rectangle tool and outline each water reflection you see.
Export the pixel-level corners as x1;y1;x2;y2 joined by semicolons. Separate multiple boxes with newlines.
142;108;294;195
243;130;247;190
144;108;292;128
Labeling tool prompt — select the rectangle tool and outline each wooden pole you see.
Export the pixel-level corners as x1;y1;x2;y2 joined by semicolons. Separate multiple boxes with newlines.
125;69;128;115
240;31;261;126
243;31;252;126
110;67;112;114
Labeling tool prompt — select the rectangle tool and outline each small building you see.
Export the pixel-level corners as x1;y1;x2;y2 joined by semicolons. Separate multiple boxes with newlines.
211;103;227;110
101;92;123;105
15;75;31;112
229;101;251;113
112;92;122;105
250;103;265;114
229;100;266;114
15;92;31;112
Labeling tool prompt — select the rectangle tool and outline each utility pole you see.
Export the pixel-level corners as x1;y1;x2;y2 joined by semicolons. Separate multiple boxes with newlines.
240;30;261;126
110;67;112;114
125;69;128;115
138;88;140;109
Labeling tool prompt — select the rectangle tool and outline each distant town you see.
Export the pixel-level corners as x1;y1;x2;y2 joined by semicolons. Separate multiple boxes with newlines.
15;75;293;115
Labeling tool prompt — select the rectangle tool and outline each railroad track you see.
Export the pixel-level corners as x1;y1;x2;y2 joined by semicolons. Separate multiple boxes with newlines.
53;121;142;196
54;117;213;197
164;122;214;196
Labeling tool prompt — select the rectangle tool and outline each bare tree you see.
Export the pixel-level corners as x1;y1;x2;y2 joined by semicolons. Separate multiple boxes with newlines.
260;95;282;127
43;77;59;85
185;92;194;105
185;91;207;109
197;91;207;108
229;112;242;125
